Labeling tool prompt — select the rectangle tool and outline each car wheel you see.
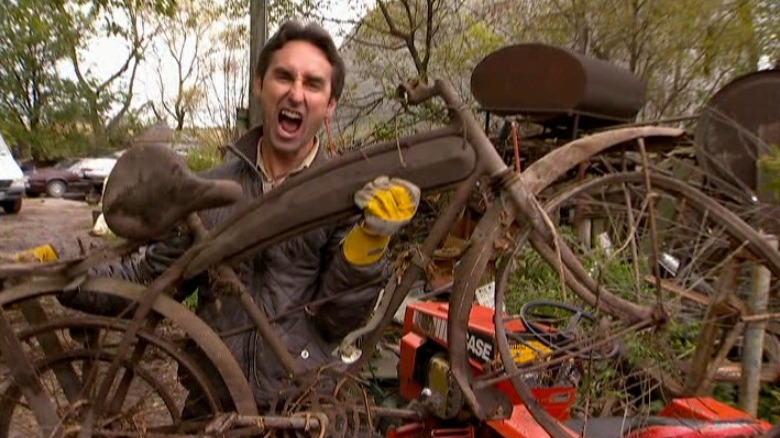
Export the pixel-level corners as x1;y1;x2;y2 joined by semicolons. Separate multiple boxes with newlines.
46;180;66;198
1;199;22;214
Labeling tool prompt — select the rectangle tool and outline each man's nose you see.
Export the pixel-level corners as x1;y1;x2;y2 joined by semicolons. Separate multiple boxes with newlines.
288;80;304;103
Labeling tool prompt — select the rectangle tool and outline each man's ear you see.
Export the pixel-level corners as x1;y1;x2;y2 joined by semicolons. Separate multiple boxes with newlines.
252;76;263;101
326;97;337;119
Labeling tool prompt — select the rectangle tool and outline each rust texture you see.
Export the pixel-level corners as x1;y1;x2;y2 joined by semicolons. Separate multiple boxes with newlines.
696;70;780;192
470;43;646;129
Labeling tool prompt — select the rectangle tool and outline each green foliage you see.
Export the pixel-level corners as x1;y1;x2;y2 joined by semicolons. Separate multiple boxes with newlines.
0;0;88;160
758;385;780;423
506;245;569;314
183;289;199;310
712;383;780;423
0;0;177;161
186;145;223;172
758;145;780;199
505;228;693;417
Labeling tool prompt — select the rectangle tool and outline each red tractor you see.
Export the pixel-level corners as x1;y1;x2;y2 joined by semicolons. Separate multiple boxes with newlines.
389;300;773;438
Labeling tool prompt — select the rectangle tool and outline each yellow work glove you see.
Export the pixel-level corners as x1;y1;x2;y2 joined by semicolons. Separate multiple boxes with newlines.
10;244;59;263
343;176;420;265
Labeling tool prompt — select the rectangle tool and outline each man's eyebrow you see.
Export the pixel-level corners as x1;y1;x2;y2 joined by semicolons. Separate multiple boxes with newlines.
270;66;294;77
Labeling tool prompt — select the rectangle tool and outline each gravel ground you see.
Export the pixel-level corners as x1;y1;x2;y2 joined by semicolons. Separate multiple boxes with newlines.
0;197;104;259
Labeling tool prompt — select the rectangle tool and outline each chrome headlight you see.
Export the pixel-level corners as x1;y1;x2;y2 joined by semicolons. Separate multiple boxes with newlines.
11;178;25;189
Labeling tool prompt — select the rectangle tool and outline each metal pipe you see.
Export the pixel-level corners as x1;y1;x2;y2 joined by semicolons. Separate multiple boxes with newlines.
740;233;778;415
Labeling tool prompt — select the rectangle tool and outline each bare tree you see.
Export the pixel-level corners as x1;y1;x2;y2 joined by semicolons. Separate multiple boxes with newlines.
149;0;214;131
327;0;502;145
198;23;249;147
69;0;169;149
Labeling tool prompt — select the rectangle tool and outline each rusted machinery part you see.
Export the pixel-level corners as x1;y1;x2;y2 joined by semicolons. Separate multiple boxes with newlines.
0;277;258;417
470;43;646;128
102;143;243;242
205;412;330;436
347;85;680;379
203;408;422;437
695;70;780;193
518;126;685;196
498;171;654;322
269;373;377;438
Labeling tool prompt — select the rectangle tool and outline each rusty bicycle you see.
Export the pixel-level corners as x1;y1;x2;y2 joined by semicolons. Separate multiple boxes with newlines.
1;78;778;437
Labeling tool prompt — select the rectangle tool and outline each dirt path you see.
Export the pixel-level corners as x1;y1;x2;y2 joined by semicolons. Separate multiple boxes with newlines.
0;198;104;259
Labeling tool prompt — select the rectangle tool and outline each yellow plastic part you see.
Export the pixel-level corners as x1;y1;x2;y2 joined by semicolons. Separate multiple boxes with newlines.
11;244;59;263
342;224;390;266
511;340;553;365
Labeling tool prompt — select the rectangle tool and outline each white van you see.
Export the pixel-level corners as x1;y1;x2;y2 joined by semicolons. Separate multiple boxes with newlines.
0;133;24;214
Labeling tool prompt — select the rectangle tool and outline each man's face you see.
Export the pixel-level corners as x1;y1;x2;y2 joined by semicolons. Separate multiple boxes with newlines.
255;40;337;156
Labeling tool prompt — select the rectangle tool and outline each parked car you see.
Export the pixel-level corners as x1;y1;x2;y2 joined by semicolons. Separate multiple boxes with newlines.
25;157;116;200
0;133;25;214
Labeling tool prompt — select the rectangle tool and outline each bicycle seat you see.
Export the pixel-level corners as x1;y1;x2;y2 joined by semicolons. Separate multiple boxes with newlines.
102;143;242;241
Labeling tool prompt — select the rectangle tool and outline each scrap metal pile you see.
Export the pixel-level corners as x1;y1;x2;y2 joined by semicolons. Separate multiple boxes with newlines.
0;44;778;437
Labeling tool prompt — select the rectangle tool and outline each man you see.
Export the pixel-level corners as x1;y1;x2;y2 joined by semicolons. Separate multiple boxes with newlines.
63;20;420;416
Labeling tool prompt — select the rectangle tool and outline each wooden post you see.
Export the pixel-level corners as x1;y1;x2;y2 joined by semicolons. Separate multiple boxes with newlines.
574;160;591;248
740;232;777;415
740;123;780;414
248;0;268;128
576;218;592;249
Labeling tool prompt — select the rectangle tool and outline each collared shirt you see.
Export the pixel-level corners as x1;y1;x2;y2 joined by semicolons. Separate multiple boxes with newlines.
256;136;320;192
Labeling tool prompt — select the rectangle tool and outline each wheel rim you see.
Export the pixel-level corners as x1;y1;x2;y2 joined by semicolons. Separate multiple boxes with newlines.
495;171;780;418
47;181;65;198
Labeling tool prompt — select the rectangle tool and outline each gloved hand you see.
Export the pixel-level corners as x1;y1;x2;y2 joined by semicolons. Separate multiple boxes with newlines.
142;233;194;278
343;176;420;265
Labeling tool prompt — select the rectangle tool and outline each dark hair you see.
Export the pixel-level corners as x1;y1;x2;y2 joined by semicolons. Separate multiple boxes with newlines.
256;20;346;100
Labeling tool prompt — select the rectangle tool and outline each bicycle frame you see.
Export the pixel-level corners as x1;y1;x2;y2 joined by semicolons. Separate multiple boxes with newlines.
1;79;707;437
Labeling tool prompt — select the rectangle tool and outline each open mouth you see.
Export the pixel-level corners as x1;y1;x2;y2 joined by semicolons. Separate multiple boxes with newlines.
278;109;303;135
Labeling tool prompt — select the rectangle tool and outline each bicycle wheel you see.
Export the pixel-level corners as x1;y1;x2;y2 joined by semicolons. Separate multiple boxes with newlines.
499;171;780;416
0;293;230;437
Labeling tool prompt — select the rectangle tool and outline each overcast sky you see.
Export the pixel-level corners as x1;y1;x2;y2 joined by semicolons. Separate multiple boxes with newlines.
71;0;363;122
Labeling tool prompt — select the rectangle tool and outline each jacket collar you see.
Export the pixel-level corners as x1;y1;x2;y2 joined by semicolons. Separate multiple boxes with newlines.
232;125;328;174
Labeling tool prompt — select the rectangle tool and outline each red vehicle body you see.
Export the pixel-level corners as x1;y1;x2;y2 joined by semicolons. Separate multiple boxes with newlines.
392;301;772;438
25;158;114;199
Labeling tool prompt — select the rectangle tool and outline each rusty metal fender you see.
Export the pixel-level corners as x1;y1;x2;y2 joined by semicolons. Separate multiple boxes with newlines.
519;126;684;195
